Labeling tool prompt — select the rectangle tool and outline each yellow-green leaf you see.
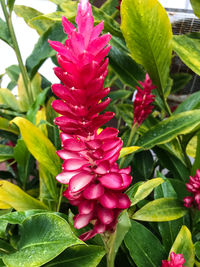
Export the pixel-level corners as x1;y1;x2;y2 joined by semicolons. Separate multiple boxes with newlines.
170;226;195;267
132;198;187;221
190;0;200;19
0;201;11;209
130;178;164;206
0;180;47;211
186;135;197;158
0;88;19;111
11;117;61;177
0;144;14;162
119;146;141;159
0;117;19;135
121;0;172;93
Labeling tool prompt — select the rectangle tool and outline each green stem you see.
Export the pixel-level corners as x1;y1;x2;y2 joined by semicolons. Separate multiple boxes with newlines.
57;184;64;212
191;132;200;175
0;0;32;101
119;123;138;168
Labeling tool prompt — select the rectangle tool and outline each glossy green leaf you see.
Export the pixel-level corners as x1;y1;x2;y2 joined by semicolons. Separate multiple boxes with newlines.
173;35;200;76
108;46;145;88
124;220;166;267
2;213;82;267
44;245;105;267
12;117;61;177
5;65;20;88
0;18;13;47
108;90;132;104
131;178;164;206
0;88;19;111
106;212;131;266
121;0;172;93
116;103;133;127
14;5;42;26
132;198;187;221
174;91;200;114
190;0;200;18
26;23;66;79
0;117;19;135
170;226;195;267
0;180;47;211
133;150;154;179
195;242;200;260
137;110;200;149
119;146;140;159
100;0;119;16
0;145;13;163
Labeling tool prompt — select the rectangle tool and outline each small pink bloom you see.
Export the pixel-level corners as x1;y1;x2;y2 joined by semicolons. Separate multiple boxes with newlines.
50;0;132;241
184;169;200;210
161;252;185;267
116;0;122;10
133;73;156;126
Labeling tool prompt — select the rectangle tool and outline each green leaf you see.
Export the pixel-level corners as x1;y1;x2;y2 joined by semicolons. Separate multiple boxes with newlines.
0;88;19;111
0;239;15;257
116;103;133;127
137;110;200;149
44;245;105;267
108;46;145;88
0;145;14;163
12;117;61;177
7;0;15;12
174;91;200;114
14;5;42;26
106;212;131;266
173;35;200;76
171;73;192;94
5;65;20;87
132;198;187;221
2;213;82;267
0;18;13;47
124;220;166;267
195;242;200;260
0;180;47;211
119;146;140;159
0;117;19;135
170;226;195;267
130;178;164;206
26;23;66;79
133;150;154;179
190;0;200;18
100;0;119;16
121;0;172;93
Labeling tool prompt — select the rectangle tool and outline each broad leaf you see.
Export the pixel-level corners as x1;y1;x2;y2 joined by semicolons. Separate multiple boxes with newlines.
108;46;145;88
133;150;154;179
0;117;19;135
14;5;42;25
190;0;200;18
100;0;119;16
5;65;20;89
7;0;15;12
132;198;187;221
195;242;200;261
12;117;61;177
170;226;195;267
0;180;47;210
0;18;13;47
171;72;192;93
2;213;82;267
119;146;140;159
0;239;15;257
130;178;164;206
0;145;14;162
0;88;19;111
44;245;105;267
124;220;166;267
174;90;200;114
173;35;200;76
108;90;132;104
137;110;200;149
121;0;172;93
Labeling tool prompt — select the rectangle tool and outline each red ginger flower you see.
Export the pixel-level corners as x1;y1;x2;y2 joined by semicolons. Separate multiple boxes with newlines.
161;252;185;267
49;0;132;241
133;73;156;126
184;169;200;210
116;0;122;10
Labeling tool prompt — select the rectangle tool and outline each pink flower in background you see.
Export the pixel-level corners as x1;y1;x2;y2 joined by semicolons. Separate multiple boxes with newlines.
116;0;122;10
49;0;132;240
184;169;200;210
133;73;156;126
161;252;185;267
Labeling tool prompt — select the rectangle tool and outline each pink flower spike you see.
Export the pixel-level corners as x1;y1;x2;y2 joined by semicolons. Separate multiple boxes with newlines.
161;252;185;267
184;169;200;209
99;191;118;209
78;200;95;214
98;173;123;190
74;212;93;229
133;73;156;126
56;171;79;184
83;183;105;199
97;206;114;225
68;172;94;193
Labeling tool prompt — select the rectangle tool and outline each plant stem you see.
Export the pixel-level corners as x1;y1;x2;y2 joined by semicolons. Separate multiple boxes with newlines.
191;132;200;175
0;0;32;101
57;184;64;212
119;123;138;168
